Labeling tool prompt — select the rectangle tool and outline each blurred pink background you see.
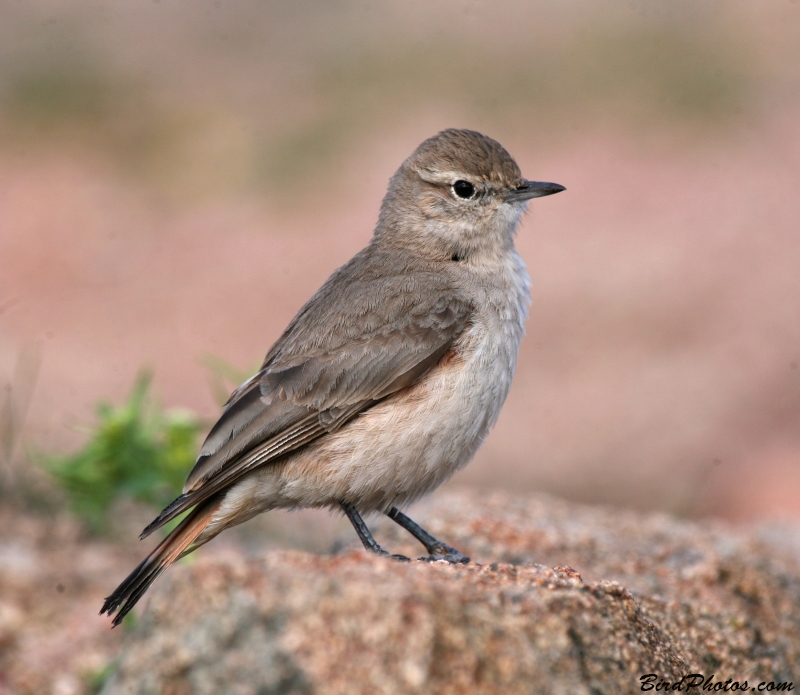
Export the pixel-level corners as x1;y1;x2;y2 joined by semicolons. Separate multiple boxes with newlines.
2;0;799;522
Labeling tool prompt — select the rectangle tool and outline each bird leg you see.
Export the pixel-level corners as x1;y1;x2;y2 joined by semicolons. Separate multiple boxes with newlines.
340;501;409;561
387;508;470;564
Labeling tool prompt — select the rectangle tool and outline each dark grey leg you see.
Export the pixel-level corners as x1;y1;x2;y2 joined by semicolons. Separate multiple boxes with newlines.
340;501;409;561
387;508;470;564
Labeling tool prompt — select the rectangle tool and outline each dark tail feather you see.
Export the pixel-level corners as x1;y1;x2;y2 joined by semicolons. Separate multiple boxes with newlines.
139;493;193;540
100;498;220;627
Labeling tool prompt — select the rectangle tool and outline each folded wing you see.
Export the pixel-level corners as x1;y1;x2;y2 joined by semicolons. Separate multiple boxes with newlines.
141;251;471;538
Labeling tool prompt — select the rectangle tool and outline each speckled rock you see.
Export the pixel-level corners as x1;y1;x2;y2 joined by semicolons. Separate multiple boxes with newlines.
103;491;800;694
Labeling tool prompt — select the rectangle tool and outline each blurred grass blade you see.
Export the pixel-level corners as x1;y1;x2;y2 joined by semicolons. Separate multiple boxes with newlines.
201;353;260;407
1;344;42;463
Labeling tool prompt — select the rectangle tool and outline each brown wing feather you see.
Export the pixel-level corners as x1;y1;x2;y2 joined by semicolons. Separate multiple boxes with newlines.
141;248;472;538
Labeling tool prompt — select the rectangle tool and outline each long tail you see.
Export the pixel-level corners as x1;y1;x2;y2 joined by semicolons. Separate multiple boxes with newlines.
100;497;220;627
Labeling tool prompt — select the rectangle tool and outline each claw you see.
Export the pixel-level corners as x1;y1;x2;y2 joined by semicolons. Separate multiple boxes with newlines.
419;549;470;564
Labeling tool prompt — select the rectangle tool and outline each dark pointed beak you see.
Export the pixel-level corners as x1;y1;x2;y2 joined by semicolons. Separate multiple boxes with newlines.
504;180;566;203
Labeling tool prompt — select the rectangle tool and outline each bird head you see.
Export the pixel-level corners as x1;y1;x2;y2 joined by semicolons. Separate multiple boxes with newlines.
375;129;565;262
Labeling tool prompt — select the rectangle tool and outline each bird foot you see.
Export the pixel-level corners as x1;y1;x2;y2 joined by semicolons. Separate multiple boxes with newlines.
368;548;410;562
418;544;470;564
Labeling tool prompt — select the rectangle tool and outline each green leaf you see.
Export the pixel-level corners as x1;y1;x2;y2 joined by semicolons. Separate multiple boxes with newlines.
40;372;202;534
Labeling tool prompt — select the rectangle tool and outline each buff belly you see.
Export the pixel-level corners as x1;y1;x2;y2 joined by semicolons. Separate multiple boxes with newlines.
201;324;516;540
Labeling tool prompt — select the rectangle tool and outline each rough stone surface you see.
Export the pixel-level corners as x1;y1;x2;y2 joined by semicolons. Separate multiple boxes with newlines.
103;491;800;694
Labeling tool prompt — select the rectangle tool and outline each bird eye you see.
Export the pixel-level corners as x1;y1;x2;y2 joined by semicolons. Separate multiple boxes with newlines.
452;180;476;199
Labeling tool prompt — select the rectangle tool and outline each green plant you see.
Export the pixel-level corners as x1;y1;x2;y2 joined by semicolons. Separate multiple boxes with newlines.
87;659;118;695
42;372;202;533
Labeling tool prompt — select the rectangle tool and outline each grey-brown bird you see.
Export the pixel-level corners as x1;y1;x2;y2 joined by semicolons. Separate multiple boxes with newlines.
101;129;564;626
